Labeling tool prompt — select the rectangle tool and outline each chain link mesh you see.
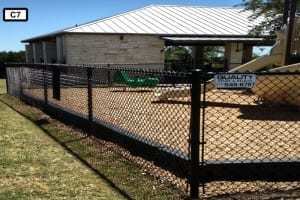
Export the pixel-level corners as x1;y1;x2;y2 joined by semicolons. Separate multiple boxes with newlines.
7;64;192;194
91;65;191;189
48;66;89;118
5;64;300;198
201;72;300;198
22;67;45;101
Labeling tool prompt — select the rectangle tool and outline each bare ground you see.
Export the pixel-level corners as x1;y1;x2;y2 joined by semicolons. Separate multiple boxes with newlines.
23;86;300;198
24;87;299;161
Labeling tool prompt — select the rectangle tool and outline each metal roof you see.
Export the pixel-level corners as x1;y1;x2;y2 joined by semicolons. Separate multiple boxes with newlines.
23;5;265;42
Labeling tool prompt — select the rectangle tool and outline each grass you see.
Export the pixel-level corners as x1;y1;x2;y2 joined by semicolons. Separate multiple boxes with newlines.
0;79;6;94
0;79;185;199
0;80;126;200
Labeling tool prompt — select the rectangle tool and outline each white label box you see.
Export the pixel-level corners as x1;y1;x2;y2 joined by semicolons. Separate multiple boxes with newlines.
3;8;28;21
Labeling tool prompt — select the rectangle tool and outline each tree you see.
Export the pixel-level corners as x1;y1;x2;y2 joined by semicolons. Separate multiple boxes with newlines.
0;51;26;63
164;46;193;71
239;0;284;35
202;46;225;63
165;46;193;63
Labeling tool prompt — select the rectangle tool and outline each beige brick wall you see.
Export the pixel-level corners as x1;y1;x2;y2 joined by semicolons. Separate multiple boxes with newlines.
63;34;165;68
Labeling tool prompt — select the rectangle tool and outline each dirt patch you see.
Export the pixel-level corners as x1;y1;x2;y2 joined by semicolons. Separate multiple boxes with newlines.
23;86;300;198
24;87;299;161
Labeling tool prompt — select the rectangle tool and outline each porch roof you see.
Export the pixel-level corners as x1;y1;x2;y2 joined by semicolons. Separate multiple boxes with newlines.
163;37;275;46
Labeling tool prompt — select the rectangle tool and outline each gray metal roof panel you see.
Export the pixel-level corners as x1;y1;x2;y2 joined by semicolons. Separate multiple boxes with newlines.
65;5;264;35
23;5;265;42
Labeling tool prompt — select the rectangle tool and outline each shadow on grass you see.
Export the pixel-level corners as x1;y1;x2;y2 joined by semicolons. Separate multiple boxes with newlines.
0;94;185;200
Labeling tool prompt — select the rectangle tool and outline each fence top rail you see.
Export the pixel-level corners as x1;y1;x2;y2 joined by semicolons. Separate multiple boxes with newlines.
5;63;300;76
4;63;192;77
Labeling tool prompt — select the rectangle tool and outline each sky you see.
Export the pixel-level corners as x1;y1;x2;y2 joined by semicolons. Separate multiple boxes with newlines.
0;0;245;52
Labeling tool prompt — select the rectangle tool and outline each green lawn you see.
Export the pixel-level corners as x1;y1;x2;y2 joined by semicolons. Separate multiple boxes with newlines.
0;79;6;94
0;80;125;199
0;79;184;199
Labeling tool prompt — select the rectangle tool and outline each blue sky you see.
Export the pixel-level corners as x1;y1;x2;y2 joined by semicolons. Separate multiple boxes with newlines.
1;0;243;51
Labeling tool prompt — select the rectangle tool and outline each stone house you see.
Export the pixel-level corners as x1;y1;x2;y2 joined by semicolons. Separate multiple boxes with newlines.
22;5;273;70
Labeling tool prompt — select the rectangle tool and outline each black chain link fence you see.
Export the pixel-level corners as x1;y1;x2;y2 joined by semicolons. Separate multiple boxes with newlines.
199;72;300;198
5;63;300;199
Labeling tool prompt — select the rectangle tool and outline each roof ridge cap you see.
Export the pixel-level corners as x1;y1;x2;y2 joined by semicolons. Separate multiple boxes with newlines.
148;4;243;9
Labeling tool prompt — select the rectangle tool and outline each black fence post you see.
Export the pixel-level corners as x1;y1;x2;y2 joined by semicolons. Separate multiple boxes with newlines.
87;67;93;122
107;64;111;86
285;0;297;65
52;65;61;100
224;58;229;72
43;65;48;105
190;69;202;199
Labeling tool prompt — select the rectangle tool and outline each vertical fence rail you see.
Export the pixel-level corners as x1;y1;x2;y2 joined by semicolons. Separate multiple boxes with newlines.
107;64;111;86
43;65;48;105
87;67;93;122
190;69;202;199
52;66;61;100
200;73;207;195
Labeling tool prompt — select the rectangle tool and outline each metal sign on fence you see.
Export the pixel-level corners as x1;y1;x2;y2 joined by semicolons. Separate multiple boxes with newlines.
214;74;256;89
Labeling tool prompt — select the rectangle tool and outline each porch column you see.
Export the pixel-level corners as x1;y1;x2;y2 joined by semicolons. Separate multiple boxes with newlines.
56;36;64;64
25;44;34;63
225;42;244;69
242;45;253;63
32;42;44;63
192;46;204;66
42;41;48;63
32;43;38;63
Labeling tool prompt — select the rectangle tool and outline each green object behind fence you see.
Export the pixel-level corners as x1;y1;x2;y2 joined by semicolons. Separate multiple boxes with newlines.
113;71;159;87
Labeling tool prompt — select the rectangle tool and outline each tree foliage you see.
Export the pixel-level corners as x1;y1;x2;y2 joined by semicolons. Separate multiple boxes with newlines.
239;0;284;35
203;46;225;63
165;46;192;63
0;51;26;63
